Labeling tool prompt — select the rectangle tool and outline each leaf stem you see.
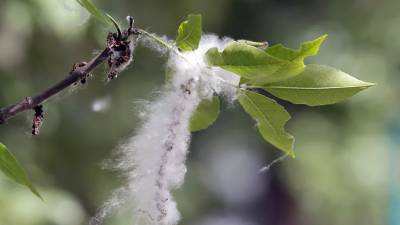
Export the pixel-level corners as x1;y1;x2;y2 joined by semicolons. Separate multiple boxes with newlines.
138;29;188;59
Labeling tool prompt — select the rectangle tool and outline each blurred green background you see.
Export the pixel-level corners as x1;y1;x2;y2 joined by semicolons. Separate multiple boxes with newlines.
0;0;398;224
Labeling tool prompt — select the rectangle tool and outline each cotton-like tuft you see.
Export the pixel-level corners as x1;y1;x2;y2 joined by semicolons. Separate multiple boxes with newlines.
91;34;240;225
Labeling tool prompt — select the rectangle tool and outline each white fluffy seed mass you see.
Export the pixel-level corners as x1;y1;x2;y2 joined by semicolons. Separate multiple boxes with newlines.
91;34;240;225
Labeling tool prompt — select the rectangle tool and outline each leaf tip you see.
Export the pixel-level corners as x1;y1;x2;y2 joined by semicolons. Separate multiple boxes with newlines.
364;82;376;87
0;142;43;201
358;81;375;90
302;34;328;54
315;34;328;45
313;34;328;45
29;185;44;201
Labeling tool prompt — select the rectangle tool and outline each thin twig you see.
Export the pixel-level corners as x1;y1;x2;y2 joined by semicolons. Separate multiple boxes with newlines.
138;29;190;61
0;47;112;124
0;29;168;125
0;29;243;125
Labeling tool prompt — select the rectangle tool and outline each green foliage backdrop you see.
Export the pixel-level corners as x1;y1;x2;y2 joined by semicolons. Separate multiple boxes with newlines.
0;0;397;225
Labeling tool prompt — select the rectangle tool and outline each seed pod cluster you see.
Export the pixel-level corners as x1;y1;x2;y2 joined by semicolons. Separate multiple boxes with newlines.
106;16;140;81
32;105;44;135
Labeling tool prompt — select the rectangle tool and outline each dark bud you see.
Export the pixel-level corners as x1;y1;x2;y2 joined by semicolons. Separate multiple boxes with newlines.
32;105;44;135
127;16;134;29
71;62;89;85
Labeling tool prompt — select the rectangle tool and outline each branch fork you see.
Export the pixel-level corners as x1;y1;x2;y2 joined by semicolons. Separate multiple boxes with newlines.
0;15;144;129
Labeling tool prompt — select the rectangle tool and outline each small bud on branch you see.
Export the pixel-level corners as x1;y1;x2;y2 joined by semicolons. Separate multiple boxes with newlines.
0;16;140;130
32;105;44;135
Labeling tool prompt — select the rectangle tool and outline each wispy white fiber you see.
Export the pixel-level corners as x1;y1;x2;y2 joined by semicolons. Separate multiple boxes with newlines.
138;33;173;56
258;153;288;173
91;34;239;225
91;96;111;112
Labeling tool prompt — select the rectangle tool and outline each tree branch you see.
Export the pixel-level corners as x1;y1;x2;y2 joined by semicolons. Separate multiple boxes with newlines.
0;28;190;126
0;47;112;124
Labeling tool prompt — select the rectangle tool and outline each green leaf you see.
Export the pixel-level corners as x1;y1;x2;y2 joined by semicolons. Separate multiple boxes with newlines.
205;35;327;85
176;14;202;51
76;0;113;26
0;143;42;199
249;34;327;85
264;64;375;106
238;90;295;157
205;43;287;81
266;35;327;61
190;96;220;132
